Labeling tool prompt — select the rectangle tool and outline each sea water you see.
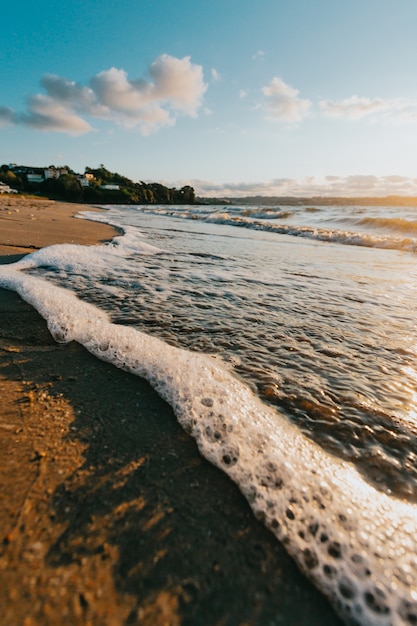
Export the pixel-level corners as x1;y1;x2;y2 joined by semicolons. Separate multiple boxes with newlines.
2;202;417;625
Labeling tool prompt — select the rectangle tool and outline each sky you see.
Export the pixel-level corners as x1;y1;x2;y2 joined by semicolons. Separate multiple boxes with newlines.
2;0;417;197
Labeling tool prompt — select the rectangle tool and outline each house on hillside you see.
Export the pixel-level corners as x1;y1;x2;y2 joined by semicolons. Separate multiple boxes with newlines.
44;166;69;180
26;173;44;184
10;164;69;184
10;165;44;184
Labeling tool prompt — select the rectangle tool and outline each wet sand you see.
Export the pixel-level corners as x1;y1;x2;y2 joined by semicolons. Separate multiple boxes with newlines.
0;196;343;625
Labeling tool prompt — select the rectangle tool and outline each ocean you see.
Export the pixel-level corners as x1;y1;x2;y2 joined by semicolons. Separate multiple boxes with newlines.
2;202;417;625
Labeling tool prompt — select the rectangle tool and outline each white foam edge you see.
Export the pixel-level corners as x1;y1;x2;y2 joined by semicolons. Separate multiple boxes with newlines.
10;228;163;277
1;262;417;626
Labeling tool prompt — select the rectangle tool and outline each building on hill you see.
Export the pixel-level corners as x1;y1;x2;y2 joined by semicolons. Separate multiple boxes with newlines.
10;164;69;182
44;166;69;180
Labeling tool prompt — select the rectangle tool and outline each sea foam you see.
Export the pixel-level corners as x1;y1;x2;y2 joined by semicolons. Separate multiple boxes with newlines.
1;242;417;626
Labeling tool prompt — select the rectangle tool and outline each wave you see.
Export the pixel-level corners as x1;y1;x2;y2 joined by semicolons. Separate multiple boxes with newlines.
1;241;417;625
203;212;417;253
358;216;417;234
101;206;417;253
240;208;294;220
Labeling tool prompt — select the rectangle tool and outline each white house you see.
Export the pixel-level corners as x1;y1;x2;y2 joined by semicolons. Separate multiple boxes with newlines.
26;174;44;184
44;166;69;180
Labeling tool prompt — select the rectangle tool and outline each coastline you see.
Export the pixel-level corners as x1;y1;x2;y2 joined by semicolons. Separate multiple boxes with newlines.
0;197;343;625
0;196;118;259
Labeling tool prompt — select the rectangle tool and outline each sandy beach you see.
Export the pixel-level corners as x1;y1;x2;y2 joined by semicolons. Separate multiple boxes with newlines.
0;196;343;625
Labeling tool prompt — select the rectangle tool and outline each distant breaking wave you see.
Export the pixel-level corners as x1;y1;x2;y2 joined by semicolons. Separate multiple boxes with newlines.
356;216;417;234
202;211;417;253
240;208;294;220
123;205;417;253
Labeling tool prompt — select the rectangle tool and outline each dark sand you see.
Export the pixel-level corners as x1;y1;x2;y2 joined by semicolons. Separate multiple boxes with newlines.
0;197;343;625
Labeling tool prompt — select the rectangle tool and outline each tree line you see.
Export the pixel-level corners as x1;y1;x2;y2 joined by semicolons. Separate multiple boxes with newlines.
0;164;196;204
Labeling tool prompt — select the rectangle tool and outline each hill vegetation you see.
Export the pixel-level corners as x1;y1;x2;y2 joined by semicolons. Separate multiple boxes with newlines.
0;164;196;204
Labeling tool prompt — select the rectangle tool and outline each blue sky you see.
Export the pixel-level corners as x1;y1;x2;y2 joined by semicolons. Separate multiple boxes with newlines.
2;0;417;197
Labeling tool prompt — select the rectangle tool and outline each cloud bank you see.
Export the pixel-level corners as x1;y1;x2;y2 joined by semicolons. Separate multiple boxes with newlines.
0;54;207;135
181;175;417;198
2;61;417;135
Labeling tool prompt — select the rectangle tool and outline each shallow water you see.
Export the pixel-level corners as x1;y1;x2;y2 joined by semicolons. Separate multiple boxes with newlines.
2;202;417;625
28;205;417;500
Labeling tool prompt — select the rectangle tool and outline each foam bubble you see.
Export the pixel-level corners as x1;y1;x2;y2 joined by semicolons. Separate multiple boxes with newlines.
13;228;162;275
2;258;417;626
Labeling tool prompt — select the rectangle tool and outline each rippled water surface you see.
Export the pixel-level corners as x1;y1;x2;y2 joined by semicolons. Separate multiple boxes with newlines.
26;203;417;501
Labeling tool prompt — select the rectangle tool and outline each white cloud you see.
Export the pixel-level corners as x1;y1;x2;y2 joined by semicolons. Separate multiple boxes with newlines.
5;58;417;139
89;66;174;133
40;74;107;117
319;95;417;123
149;54;207;116
319;95;393;120
91;68;151;114
383;175;410;183
19;94;93;134
148;54;207;116
252;50;265;60
394;105;417;122
262;77;311;122
0;54;208;135
211;68;221;82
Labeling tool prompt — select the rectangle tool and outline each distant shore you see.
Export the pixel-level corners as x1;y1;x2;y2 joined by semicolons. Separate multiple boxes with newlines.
0;197;343;625
202;195;417;207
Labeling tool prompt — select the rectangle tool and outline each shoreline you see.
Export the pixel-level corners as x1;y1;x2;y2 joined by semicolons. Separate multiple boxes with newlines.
0;197;343;625
0;195;118;259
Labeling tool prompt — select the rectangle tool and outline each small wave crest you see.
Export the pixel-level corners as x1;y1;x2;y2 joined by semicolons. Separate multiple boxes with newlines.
358;216;417;234
203;212;417;253
240;208;294;220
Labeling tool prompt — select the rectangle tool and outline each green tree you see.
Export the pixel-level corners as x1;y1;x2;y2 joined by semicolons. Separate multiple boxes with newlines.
177;185;195;203
0;167;22;190
56;174;83;202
